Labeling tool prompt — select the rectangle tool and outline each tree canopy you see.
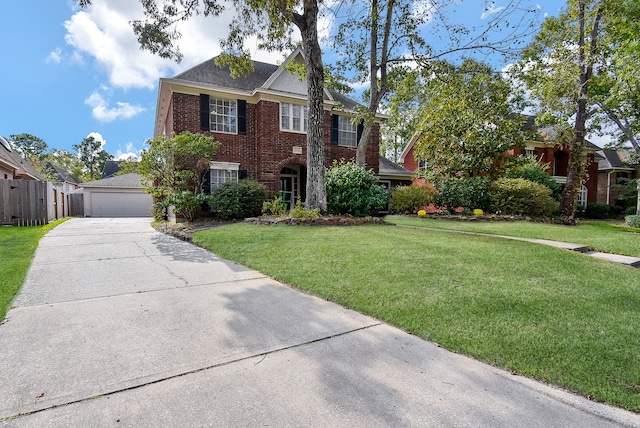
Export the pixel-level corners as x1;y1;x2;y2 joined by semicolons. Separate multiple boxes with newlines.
402;59;529;179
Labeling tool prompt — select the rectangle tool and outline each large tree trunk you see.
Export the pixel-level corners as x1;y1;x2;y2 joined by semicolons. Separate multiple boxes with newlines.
293;0;327;212
355;0;394;167
560;0;602;224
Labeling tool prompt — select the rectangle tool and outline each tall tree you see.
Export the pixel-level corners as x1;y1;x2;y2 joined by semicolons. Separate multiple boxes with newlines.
516;0;605;223
73;136;114;181
406;59;529;179
79;0;328;211
9;133;48;160
330;0;542;166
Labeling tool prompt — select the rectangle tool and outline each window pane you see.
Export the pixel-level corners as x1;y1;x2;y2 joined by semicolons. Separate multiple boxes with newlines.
338;116;357;147
209;97;237;133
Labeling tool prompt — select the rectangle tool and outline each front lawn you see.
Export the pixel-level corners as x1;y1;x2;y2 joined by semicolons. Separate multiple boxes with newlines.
194;223;640;412
386;215;640;257
0;220;65;320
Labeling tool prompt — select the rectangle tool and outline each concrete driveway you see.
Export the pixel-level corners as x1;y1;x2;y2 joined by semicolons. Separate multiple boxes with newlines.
1;218;638;427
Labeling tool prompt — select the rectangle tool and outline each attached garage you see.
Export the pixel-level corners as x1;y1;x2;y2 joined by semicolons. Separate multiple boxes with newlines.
80;173;152;217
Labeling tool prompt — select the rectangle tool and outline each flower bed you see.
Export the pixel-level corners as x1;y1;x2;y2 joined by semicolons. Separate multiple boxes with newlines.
245;216;389;226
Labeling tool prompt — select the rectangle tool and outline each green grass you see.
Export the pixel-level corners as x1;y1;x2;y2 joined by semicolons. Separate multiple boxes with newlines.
386;215;640;257
194;223;640;412
0;220;66;320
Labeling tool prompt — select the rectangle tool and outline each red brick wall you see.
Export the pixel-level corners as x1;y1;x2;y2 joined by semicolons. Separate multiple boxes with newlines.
171;92;381;195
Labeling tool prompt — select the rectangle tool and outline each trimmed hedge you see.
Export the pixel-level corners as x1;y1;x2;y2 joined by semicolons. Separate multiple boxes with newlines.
389;185;437;214
626;215;640;228
435;177;491;211
489;178;559;217
326;160;387;217
209;180;267;220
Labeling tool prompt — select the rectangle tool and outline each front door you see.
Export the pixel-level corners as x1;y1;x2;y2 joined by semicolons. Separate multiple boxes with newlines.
280;166;299;210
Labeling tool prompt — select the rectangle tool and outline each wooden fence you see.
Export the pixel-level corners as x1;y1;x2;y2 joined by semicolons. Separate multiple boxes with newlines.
69;193;84;217
0;179;48;226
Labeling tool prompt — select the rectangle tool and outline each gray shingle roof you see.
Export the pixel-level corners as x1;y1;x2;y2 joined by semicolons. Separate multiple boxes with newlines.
174;59;278;92
81;173;145;188
172;56;362;110
598;150;634;171
45;162;79;184
101;160;123;179
379;156;413;178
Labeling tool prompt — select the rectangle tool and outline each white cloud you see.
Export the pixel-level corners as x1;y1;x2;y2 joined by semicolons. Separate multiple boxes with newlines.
47;48;63;64
84;90;145;122
481;2;505;19
115;143;141;160
62;1;281;90
87;132;106;147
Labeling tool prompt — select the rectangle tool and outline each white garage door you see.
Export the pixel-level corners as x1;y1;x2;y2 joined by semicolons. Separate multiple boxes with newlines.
89;191;153;217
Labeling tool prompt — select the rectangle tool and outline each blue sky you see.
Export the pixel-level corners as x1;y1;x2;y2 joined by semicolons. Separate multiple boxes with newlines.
0;1;567;160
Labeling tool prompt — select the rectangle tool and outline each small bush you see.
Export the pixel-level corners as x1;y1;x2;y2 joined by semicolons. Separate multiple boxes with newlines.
625;215;640;228
289;200;320;218
325;160;387;217
262;193;288;216
583;203;613;219
435;177;491;211
506;157;561;199
210;180;266;220
489;178;559;217
167;191;207;222
389;185;437;214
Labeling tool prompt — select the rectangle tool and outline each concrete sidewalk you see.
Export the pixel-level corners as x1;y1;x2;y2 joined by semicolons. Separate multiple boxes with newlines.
1;218;638;427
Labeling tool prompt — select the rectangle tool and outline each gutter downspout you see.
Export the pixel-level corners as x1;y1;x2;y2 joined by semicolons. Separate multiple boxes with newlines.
607;170;614;205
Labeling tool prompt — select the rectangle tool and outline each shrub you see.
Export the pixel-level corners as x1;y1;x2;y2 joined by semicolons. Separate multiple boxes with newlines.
506;157;561;199
583;203;613;219
166;191;207;222
489;178;559;217
210;180;266;220
435;177;491;211
325;160;387;216
389;185;437;214
289;200;320;218
625;215;640;228
262;193;287;216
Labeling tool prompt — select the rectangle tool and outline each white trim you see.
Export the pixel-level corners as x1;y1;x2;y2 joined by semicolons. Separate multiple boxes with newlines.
210;161;240;171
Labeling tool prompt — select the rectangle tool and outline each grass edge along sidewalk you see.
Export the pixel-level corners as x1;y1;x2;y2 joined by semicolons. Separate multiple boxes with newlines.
0;219;67;321
385;215;640;258
194;222;640;413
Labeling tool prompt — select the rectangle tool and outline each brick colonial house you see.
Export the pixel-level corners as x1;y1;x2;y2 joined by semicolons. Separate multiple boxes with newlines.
154;48;409;208
399;121;601;207
597;149;639;207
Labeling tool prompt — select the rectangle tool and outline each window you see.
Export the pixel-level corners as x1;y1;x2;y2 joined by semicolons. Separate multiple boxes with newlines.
280;103;308;132
418;160;428;171
209;97;237;134
577;185;588;208
210;162;240;192
338;116;357;147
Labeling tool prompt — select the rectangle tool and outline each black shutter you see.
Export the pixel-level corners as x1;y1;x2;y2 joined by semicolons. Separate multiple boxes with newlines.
237;99;247;135
239;170;248;180
200;94;210;131
201;169;211;194
331;115;339;145
356;122;364;146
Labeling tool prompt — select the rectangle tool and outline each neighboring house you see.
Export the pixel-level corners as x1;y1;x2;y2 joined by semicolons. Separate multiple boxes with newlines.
399;123;600;207
0;135;45;181
597;149;639;206
44;162;80;220
154;47;399;209
77;173;152;217
101;160;123;179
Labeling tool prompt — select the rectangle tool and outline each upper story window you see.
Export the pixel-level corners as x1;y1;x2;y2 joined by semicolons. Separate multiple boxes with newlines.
337;116;357;147
210;97;237;134
281;102;308;133
418;160;428;171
